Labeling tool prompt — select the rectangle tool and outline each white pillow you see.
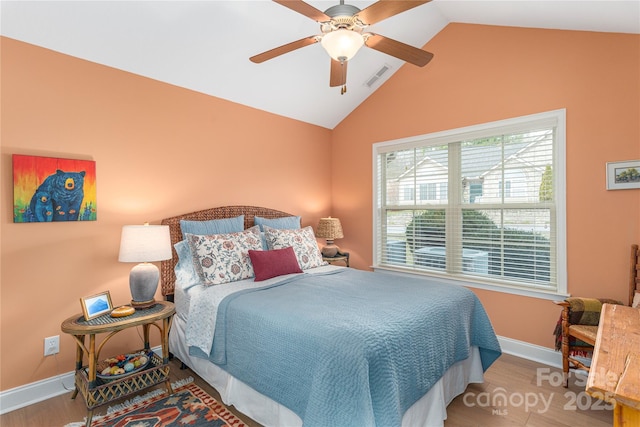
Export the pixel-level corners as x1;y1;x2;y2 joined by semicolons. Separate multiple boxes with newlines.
263;225;326;270
186;225;262;285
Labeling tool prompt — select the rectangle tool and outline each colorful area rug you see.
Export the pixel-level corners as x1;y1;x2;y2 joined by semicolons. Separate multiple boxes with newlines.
70;381;246;427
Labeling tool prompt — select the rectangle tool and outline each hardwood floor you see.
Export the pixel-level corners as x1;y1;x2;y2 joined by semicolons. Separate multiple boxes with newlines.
0;353;612;426
444;354;612;427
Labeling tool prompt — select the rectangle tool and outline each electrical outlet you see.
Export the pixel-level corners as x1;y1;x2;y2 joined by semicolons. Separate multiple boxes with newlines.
44;335;60;356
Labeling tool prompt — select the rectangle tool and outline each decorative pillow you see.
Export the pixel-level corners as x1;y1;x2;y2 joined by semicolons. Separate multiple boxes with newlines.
254;215;301;232
249;247;303;281
263;225;326;270
255;216;301;249
186;226;262;285
180;215;244;240
174;240;200;289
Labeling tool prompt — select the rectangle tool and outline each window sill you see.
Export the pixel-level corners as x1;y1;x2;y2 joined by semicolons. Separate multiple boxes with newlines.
372;265;569;301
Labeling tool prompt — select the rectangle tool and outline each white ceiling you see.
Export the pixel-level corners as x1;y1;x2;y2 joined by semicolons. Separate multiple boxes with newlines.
2;1;639;129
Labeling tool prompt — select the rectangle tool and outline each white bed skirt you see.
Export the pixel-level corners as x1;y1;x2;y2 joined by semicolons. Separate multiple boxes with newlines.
169;316;485;427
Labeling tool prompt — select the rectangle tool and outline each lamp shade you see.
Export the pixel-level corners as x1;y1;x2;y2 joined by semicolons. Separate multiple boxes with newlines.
316;217;344;240
118;224;172;263
321;29;364;61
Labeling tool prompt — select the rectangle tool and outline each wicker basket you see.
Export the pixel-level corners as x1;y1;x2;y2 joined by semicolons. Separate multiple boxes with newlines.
75;351;169;410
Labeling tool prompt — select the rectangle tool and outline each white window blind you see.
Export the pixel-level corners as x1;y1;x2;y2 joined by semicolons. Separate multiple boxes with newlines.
373;110;566;296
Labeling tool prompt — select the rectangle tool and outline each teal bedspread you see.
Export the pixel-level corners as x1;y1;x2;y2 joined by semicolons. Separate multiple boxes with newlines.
191;268;501;427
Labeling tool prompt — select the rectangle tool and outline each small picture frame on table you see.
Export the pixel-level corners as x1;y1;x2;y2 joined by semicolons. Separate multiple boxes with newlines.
80;291;113;320
606;160;640;190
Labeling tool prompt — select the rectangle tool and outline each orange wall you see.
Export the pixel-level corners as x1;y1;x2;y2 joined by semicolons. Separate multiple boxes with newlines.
1;23;639;393
332;24;640;347
0;37;332;391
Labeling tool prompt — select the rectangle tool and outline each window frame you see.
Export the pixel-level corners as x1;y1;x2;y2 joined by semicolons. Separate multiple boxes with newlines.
372;109;567;300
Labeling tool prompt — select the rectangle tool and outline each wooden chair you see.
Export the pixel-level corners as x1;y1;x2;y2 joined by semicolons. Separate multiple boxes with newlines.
554;244;640;387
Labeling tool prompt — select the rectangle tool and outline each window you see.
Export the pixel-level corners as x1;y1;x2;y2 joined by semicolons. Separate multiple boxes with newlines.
403;187;414;201
467;180;483;203
498;180;512;198
373;110;566;297
439;182;448;200
419;183;437;200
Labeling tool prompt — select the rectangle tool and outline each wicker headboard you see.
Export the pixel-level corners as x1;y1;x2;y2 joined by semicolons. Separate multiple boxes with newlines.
160;205;294;298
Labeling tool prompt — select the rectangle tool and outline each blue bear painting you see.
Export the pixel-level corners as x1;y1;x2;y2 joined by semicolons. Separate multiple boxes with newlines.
29;169;86;222
13;155;97;223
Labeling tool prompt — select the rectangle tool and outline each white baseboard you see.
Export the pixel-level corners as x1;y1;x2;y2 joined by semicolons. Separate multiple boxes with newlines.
0;370;76;415
0;347;162;415
0;340;560;415
497;335;562;368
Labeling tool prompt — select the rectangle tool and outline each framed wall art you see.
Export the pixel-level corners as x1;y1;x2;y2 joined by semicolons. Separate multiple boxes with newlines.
606;160;640;190
13;155;97;222
80;291;113;321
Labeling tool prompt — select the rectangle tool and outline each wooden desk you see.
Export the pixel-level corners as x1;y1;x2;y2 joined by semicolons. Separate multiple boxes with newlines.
586;303;640;427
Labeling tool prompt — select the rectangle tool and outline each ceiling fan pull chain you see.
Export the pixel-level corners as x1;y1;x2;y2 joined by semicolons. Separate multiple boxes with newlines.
340;58;347;94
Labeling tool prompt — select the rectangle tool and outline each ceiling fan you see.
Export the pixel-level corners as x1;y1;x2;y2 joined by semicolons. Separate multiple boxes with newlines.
250;0;434;94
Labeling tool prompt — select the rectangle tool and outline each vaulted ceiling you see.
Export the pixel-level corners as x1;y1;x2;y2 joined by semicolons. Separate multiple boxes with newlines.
2;1;639;129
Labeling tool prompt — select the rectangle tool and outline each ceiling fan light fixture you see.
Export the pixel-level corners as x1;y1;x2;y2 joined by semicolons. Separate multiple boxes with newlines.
321;28;364;62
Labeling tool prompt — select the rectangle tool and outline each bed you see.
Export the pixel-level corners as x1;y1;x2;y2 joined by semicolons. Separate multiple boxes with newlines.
161;205;502;427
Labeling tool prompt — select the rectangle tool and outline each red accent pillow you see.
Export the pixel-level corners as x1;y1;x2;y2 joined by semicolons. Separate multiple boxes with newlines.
249;247;303;281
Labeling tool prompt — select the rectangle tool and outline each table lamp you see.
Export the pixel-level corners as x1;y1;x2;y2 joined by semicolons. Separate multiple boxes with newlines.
118;223;172;309
316;217;344;258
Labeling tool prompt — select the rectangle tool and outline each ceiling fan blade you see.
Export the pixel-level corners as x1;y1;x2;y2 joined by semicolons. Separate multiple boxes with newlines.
273;0;331;22
365;34;433;67
357;0;431;25
250;36;319;63
330;59;347;87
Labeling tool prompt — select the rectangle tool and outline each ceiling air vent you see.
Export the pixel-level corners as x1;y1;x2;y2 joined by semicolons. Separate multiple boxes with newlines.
364;64;392;88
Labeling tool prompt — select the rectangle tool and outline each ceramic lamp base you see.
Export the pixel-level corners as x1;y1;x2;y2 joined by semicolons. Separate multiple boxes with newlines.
129;262;159;309
321;244;341;258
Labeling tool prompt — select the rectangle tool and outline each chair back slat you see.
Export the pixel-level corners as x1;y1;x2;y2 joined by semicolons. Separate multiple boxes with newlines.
631;244;640;306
